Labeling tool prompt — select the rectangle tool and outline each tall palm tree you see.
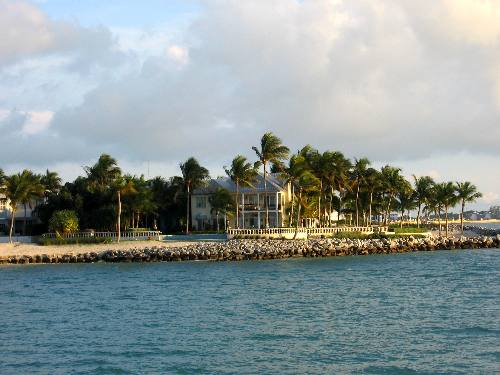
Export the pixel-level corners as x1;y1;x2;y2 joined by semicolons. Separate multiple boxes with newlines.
114;177;137;242
396;178;415;228
252;132;289;228
364;167;381;226
319;151;349;225
293;166;320;239
434;182;458;237
84;154;121;194
19;170;44;235
456;181;482;236
2;171;43;241
380;165;403;225
41;169;62;197
413;175;435;228
351;158;371;227
180;157;210;234
224;155;259;229
281;154;309;227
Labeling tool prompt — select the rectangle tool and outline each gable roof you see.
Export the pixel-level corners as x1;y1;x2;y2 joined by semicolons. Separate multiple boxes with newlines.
193;173;287;195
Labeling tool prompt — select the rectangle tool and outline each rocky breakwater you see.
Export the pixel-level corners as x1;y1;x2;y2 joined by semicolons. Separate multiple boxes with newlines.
1;236;499;265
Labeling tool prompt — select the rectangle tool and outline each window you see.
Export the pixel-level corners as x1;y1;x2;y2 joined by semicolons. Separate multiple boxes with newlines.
0;199;6;211
196;196;207;208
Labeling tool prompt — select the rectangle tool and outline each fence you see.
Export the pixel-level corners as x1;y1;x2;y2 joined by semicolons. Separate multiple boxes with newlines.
226;226;388;239
42;231;162;240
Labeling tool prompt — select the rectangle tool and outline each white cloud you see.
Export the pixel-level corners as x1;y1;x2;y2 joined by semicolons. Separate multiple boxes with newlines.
21;110;53;135
0;0;499;209
482;191;500;204
167;45;189;65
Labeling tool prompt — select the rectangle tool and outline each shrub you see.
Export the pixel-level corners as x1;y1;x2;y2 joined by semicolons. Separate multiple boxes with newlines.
393;227;428;234
48;210;79;235
38;237;112;246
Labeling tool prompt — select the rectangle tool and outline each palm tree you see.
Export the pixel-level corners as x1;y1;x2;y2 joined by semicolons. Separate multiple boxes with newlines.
19;170;44;235
114;176;137;242
351;158;371;227
413;175;435;228
41;169;62;197
180;157;210;234
252;132;289;228
364;167;381;226
84;154;121;192
380;166;403;225
456;182;482;236
434;182;458;237
224;155;259;229
281;154;309;227
2;171;43;241
396;178;415;228
292;164;320;239
209;187;235;231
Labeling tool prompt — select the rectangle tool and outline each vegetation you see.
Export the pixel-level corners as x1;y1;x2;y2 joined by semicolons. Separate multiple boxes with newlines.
0;132;483;239
180;157;210;234
48;210;79;234
224;155;258;229
252;132;289;228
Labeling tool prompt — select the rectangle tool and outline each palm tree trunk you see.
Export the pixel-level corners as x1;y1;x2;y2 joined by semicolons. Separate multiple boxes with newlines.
289;184;295;227
416;203;421;228
216;211;220;232
438;208;442;236
117;191;122;243
460;201;465;236
445;206;449;237
400;208;404;228
293;190;302;240
318;180;322;227
185;184;190;234
263;162;269;228
23;203;27;236
355;183;360;227
368;190;373;226
236;181;240;229
384;196;393;226
9;209;15;243
338;188;343;223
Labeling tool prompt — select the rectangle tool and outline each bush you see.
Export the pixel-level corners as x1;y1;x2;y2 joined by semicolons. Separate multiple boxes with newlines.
48;210;79;235
38;237;112;246
392;227;428;234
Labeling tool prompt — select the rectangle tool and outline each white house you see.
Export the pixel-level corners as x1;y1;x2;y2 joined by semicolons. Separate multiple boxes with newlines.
191;173;292;230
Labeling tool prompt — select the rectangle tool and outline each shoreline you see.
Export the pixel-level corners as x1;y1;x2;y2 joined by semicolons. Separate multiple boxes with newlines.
1;236;499;265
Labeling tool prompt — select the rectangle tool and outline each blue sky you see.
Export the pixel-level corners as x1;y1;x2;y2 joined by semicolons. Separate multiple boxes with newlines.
38;0;200;28
1;0;500;210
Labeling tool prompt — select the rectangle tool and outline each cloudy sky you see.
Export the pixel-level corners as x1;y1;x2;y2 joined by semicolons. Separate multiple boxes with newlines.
1;0;499;209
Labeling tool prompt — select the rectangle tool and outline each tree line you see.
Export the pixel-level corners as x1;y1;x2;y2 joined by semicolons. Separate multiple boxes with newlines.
0;132;482;241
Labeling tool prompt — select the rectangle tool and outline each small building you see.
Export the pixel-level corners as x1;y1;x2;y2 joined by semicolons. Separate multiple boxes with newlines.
191;173;292;230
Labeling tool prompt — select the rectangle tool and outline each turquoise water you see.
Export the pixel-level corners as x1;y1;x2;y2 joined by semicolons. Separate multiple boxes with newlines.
1;250;499;374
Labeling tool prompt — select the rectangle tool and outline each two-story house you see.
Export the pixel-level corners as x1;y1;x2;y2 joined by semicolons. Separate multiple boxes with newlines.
191;173;292;230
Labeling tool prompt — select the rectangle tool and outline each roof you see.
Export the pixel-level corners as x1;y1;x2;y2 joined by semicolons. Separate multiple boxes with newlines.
193;173;287;195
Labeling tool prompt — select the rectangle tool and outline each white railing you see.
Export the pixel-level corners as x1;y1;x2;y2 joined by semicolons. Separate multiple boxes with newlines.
227;226;388;238
42;231;162;240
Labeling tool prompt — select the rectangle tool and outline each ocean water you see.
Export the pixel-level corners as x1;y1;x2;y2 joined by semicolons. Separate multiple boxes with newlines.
467;222;500;230
1;250;499;375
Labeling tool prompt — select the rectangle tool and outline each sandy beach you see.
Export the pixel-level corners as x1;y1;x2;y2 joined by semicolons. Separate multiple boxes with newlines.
0;240;198;258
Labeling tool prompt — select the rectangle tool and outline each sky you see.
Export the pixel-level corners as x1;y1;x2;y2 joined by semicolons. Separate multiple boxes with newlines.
1;0;499;210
